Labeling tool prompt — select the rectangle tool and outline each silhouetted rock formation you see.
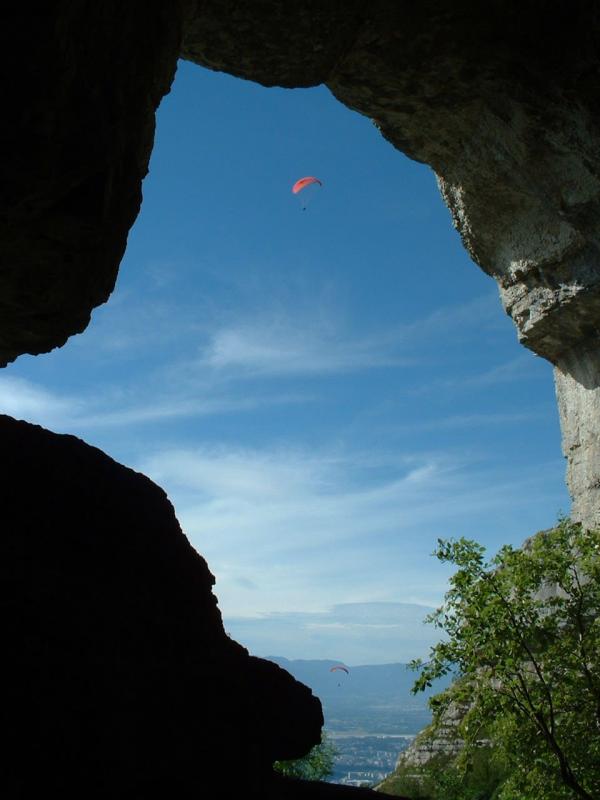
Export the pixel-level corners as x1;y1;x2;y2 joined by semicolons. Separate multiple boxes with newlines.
1;3;187;366
1;415;323;797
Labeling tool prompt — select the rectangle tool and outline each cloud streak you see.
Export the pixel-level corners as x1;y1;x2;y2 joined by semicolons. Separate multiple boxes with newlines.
137;441;566;630
225;602;439;664
1;291;525;437
195;293;508;379
0;374;310;432
0;376;83;429
198;319;408;376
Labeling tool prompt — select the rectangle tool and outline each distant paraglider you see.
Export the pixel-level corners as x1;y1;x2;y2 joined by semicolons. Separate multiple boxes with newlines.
330;665;349;675
330;664;349;686
292;176;322;210
292;176;322;194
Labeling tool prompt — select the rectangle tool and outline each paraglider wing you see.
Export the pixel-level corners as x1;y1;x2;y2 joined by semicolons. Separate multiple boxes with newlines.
292;176;322;194
330;665;349;674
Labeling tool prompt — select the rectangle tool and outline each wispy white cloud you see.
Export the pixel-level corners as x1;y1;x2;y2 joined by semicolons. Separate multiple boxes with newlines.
137;441;565;627
0;376;83;429
72;392;306;429
141;445;340;499
398;293;507;339
140;444;464;553
459;354;546;388
70;292;200;361
405;353;551;399
79;285;500;382
195;294;506;378
225;602;438;664
15;289;501;433
198;320;407;376
0;374;308;432
25;288;512;410
0;292;526;435
393;409;549;434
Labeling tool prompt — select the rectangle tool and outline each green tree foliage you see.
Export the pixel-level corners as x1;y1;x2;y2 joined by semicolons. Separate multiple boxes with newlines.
382;747;508;800
410;519;600;800
273;733;338;781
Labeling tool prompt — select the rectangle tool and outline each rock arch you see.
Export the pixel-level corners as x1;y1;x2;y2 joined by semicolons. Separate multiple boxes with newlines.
2;2;599;795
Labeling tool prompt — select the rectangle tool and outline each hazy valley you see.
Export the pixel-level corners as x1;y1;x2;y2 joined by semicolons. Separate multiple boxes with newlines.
268;657;452;786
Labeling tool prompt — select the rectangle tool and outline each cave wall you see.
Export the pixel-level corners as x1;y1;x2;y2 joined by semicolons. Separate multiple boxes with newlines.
0;2;187;366
2;1;600;796
1;415;324;797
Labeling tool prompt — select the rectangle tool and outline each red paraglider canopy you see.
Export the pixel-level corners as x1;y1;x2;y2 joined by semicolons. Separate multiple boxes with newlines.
330;665;349;674
292;176;322;194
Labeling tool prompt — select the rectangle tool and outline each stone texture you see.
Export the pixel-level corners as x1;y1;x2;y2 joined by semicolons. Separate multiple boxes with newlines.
1;415;323;797
555;344;600;525
392;700;468;771
375;698;471;795
181;1;366;89
376;696;496;796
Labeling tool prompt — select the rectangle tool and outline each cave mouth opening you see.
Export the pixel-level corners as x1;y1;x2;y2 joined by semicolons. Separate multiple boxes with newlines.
4;59;568;667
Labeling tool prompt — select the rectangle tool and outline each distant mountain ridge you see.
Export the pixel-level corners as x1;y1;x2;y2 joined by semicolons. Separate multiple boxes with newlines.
267;656;427;702
266;656;453;735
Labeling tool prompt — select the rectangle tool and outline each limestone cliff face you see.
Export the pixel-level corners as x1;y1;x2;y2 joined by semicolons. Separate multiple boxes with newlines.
555;345;600;525
391;700;468;773
376;699;490;797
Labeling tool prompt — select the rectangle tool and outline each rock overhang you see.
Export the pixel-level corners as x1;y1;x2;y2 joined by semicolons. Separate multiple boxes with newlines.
3;2;600;367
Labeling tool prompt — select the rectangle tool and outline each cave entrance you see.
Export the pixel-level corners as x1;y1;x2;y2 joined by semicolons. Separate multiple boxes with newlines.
5;60;568;665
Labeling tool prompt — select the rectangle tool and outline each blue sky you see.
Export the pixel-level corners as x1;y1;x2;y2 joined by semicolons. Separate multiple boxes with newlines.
2;61;570;664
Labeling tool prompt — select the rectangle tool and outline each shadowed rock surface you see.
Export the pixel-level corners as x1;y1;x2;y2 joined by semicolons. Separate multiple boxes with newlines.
1;415;323;797
0;2;187;366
